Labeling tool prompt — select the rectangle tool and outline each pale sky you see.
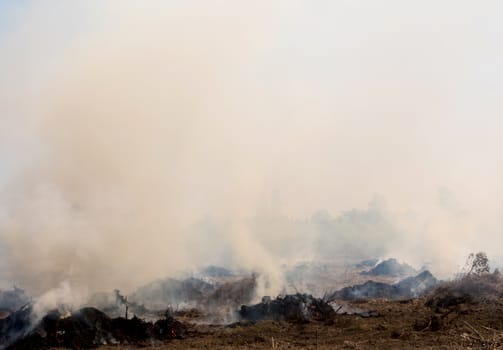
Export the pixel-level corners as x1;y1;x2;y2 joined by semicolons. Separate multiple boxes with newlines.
2;1;502;207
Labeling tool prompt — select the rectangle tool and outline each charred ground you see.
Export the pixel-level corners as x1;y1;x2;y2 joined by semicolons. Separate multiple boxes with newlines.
2;260;503;349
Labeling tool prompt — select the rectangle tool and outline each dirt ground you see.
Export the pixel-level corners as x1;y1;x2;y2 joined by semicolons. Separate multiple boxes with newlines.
84;297;503;350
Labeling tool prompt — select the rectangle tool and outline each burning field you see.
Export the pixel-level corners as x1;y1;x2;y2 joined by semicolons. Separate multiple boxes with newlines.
2;257;503;349
2;1;503;349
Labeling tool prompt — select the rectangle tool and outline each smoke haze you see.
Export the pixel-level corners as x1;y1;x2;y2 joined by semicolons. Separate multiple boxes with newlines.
1;1;503;300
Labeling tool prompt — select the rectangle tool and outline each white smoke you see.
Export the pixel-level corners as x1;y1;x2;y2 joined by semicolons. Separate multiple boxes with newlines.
0;0;503;299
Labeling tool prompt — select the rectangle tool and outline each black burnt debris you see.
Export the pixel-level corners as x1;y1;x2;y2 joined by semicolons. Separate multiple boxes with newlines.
5;307;185;350
332;270;438;300
0;304;32;348
0;286;32;345
239;294;336;323
3;258;501;348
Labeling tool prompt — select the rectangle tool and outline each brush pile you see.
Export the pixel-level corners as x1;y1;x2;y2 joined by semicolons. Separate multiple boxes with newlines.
332;270;438;300
426;270;503;309
0;304;32;348
4;307;185;349
239;294;335;323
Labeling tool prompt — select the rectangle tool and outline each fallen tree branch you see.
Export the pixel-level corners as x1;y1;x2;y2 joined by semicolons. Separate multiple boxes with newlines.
463;321;485;341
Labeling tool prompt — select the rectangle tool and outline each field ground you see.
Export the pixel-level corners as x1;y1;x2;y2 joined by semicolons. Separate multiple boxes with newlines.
86;297;503;350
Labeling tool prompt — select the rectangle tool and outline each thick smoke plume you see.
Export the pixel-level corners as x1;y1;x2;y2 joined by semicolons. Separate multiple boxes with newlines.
1;0;503;304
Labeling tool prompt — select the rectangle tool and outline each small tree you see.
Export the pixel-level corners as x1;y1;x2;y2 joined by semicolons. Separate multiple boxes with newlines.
465;252;490;276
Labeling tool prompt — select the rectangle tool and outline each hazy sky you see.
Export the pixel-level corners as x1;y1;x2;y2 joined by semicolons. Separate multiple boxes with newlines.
1;1;503;294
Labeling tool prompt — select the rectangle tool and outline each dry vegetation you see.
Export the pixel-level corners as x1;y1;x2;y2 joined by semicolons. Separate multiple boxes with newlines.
9;257;503;350
90;295;503;349
97;272;503;350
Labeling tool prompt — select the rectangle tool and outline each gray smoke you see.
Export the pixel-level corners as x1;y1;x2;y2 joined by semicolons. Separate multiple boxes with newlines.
1;0;503;306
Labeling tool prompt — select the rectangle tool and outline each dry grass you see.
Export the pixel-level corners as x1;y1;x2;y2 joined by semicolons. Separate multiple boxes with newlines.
82;295;503;350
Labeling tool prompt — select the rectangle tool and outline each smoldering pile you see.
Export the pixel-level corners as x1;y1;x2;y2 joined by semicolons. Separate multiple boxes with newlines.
80;267;258;325
0;286;187;349
128;274;256;312
4;307;185;349
0;304;32;349
331;270;438;301
238;294;336;323
0;287;32;348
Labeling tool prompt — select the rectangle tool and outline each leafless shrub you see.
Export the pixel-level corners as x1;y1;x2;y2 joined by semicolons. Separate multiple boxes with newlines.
461;252;490;277
427;269;503;309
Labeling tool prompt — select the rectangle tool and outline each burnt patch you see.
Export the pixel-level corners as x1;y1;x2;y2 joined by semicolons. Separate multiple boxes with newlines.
239;294;335;323
7;307;186;349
